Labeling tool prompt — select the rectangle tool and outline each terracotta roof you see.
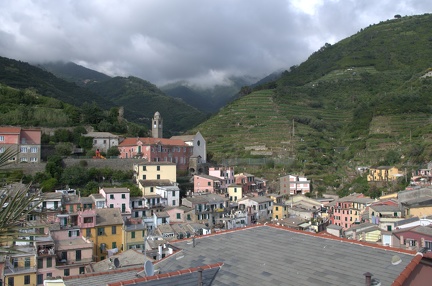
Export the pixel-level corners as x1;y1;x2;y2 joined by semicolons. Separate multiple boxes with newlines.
119;137;187;147
392;253;425;286
0;127;21;134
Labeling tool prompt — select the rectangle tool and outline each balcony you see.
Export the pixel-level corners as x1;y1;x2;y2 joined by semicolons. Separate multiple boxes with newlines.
56;257;93;267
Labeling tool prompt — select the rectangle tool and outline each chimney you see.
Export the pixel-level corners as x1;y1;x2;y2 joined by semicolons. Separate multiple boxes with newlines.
400;235;404;246
364;272;372;286
158;245;162;260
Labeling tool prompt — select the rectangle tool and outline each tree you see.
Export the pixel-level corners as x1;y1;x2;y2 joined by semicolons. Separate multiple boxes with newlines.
0;148;42;253
107;146;120;158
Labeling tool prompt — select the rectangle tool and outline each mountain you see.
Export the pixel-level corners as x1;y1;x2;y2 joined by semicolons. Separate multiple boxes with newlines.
0;56;113;109
39;61;111;86
192;14;432;193
160;76;257;113
86;76;208;136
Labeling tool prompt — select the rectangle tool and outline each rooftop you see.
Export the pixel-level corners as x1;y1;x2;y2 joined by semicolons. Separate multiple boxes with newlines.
100;187;130;194
154;225;413;286
96;208;124;226
139;180;173;187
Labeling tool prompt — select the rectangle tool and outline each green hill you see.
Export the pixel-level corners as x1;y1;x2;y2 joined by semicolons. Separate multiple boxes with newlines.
193;14;432;192
87;76;208;136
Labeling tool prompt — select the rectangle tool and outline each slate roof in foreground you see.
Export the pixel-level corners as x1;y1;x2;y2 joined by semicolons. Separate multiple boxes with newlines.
153;225;413;286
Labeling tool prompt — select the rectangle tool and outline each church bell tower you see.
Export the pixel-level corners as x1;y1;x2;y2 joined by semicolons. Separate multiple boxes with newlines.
152;111;163;138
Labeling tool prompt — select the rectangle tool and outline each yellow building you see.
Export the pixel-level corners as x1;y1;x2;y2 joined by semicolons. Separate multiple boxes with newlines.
367;166;401;182
227;185;243;202
123;219;147;251
3;250;37;286
134;162;176;183
272;203;288;220
405;205;432;218
90;208;124;262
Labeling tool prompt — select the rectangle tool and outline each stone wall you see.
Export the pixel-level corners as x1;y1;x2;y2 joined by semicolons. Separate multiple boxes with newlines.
1;158;147;175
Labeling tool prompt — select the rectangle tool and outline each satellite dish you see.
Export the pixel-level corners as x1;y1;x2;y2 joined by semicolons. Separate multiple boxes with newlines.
144;260;154;276
113;258;120;268
391;255;402;265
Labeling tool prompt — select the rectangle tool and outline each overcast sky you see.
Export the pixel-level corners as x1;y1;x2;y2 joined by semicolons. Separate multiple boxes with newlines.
1;0;431;87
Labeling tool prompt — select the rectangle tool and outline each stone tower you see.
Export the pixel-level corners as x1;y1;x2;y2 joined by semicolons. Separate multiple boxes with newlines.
152;111;163;138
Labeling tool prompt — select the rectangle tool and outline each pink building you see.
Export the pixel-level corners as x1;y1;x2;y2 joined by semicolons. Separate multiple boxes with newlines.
234;173;256;194
118;137;192;171
194;174;222;193
329;193;374;230
99;187;131;215
209;166;235;192
0;126;41;163
279;175;310;195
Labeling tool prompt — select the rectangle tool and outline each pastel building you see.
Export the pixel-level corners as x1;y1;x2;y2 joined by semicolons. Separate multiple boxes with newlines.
209;166;235;192
0;126;42;163
367;166;402;182
279;174;311;195
82;131;119;153
193;174;222;193
89;208;124;262
329;193;374;230
134;162;177;184
99;187;131;216
118;137;192;171
227;185;243;202
238;197;273;222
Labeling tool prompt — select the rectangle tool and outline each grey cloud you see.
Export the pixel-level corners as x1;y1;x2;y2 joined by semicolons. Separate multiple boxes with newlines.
0;0;431;87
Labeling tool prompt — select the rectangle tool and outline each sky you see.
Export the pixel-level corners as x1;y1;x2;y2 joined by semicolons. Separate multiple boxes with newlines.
0;0;431;88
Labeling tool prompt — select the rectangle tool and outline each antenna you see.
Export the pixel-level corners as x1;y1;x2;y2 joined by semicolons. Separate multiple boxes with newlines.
144;260;154;276
113;257;120;268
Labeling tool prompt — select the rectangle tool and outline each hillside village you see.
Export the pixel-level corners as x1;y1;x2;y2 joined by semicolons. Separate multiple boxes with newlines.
1;111;432;285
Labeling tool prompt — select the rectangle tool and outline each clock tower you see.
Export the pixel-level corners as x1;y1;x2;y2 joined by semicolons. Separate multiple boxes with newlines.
152;111;163;138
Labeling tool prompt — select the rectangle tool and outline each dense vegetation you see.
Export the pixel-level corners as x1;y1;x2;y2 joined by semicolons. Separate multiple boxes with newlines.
0;57;208;135
193;14;432;196
87;76;208;136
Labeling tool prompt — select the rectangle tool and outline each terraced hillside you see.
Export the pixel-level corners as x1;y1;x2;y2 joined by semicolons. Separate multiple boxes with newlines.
192;14;432;193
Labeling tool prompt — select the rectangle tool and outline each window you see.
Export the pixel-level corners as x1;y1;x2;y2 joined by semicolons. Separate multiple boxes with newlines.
187;214;191;220
150;187;154;193
131;231;136;239
64;268;70;276
80;266;85;274
0;136;4;141
30;147;38;153
20;147;28;153
24;275;30;284
142;175;146;180
112;226;116;235
425;240;432;250
157;165;160;171
110;194;114;199
8;277;14;286
208;182;211;186
122;194;126;199
112;242;117;249
234;188;237;193
20;157;28;162
275;207;279;211
142;166;147;171
47;257;52;267
98;227;105;236
172;200;176;206
76;250;81;261
0;147;4;153
387;225;392;231
176;213;181;219
37;274;43;285
157;175;160;179
37;258;43;268
109;203;114;208
86;228;91;237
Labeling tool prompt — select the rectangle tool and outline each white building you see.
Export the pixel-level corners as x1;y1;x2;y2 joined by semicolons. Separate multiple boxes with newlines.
82;131;120;153
238;196;273;222
155;185;180;207
171;131;207;163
